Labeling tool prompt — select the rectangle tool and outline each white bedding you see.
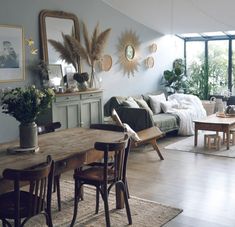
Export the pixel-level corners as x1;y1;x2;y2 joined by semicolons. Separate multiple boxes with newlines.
167;94;207;135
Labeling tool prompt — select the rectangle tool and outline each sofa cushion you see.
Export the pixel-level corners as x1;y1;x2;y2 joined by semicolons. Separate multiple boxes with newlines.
134;98;153;115
149;93;166;114
152;113;179;133
122;97;139;108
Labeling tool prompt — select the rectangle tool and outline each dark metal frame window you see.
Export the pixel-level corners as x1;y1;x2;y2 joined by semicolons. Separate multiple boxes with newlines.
177;33;235;93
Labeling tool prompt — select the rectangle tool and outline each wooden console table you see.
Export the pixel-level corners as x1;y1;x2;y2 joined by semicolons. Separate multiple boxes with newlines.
194;114;235;150
0;127;124;208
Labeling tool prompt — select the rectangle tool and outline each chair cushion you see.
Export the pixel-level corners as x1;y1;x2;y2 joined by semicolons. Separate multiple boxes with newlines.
0;191;43;219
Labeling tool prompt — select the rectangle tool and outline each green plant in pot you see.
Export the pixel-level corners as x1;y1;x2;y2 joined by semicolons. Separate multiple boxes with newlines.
163;58;188;94
1;86;55;149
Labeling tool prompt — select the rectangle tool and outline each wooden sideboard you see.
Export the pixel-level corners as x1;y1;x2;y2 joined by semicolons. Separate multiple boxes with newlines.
38;90;103;129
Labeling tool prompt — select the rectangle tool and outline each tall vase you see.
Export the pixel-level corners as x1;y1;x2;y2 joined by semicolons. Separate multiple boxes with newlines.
89;66;99;89
19;122;38;148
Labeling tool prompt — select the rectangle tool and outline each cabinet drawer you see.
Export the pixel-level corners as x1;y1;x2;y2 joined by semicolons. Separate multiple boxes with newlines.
55;95;80;103
81;92;102;100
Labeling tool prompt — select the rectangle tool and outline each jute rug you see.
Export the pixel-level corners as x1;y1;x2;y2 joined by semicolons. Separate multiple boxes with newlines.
26;180;182;227
165;132;235;158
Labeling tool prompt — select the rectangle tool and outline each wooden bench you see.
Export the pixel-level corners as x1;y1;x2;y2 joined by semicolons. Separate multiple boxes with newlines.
112;109;164;160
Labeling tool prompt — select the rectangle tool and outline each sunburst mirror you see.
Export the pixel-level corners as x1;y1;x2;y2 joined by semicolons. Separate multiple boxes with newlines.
117;30;140;77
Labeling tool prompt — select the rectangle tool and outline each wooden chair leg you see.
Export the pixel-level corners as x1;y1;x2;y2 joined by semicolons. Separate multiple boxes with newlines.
55;175;61;211
95;187;99;214
151;140;164;160
70;180;80;227
103;189;111;227
120;181;132;225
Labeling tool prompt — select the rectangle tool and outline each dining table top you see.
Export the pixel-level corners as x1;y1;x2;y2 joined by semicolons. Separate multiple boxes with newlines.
0;127;124;179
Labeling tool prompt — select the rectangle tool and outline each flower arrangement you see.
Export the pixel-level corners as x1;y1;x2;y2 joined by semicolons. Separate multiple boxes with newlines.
48;22;111;88
1;86;55;124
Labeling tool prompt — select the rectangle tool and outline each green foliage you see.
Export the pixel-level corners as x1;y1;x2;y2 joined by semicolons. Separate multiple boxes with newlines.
1;86;55;123
187;42;228;100
163;58;188;94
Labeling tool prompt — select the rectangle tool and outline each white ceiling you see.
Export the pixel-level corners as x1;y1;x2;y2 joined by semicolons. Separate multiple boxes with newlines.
102;0;235;35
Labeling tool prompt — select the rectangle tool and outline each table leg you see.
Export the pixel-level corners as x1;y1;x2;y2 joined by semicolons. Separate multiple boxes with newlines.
226;128;230;150
194;126;198;147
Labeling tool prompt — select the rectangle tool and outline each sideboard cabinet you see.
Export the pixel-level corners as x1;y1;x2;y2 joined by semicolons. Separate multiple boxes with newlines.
39;90;103;129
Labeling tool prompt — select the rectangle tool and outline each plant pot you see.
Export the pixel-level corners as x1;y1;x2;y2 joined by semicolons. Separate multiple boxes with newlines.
19;122;38;148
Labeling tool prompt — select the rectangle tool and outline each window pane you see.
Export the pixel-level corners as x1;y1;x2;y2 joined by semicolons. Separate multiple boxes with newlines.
208;40;228;95
232;40;235;94
186;41;206;99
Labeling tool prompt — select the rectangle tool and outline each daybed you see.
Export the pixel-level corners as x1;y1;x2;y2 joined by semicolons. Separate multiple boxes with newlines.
104;93;206;136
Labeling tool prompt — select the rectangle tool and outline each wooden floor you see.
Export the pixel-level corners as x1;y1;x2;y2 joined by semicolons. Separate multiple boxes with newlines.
64;135;235;227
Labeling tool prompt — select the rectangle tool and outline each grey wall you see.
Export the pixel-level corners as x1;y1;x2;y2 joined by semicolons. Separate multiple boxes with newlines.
0;0;183;142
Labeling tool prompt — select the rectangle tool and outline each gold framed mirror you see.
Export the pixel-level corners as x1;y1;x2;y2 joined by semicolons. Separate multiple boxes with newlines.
39;10;80;74
117;30;140;77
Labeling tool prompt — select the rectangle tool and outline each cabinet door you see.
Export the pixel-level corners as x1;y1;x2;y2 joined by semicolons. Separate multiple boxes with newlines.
80;98;102;128
52;101;80;129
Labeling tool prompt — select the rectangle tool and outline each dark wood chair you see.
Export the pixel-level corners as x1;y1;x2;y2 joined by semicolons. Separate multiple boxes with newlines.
90;123;130;199
38;122;61;135
70;136;132;227
0;155;54;227
38;122;62;211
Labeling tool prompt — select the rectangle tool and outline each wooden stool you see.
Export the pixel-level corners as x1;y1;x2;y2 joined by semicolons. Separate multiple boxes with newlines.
223;129;235;145
204;134;221;150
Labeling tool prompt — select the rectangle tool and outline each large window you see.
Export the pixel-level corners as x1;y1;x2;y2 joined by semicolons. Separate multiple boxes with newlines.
208;40;228;94
182;33;233;99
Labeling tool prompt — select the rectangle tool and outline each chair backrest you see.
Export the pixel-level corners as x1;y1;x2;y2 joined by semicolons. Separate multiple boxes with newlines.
94;135;129;184
38;122;61;135
3;155;54;223
90;123;124;132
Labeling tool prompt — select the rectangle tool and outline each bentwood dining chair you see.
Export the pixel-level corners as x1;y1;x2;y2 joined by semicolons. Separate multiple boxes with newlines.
90;123;130;199
70;136;132;227
0;155;54;227
38;122;62;211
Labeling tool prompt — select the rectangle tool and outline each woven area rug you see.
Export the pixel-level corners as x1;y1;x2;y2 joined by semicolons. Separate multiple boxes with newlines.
26;180;182;227
165;132;235;158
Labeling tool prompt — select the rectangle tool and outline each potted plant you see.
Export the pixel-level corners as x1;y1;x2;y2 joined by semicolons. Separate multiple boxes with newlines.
1;86;55;149
163;58;188;94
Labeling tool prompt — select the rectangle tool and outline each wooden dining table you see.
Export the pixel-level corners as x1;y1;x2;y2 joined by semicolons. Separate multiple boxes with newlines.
0;127;125;208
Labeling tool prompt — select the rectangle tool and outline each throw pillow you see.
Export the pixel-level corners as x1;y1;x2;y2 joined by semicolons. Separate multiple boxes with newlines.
123;123;141;141
149;93;166;114
135;98;153;115
160;99;179;113
122;97;139;108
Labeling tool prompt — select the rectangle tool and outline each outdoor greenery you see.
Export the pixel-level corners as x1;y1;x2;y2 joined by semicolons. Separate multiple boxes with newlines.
186;41;228;100
1;86;55;124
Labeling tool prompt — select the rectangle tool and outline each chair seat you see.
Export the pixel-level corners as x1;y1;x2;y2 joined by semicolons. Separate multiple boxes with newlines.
74;167;115;182
0;191;43;219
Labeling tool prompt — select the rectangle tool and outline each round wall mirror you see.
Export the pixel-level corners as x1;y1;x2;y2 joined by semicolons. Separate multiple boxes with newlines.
117;30;140;77
125;45;135;61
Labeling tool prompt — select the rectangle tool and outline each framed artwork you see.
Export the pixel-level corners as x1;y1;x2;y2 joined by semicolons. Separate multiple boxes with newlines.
0;25;25;82
48;64;63;87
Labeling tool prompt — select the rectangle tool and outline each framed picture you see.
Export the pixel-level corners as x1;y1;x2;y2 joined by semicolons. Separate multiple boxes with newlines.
0;25;25;82
48;64;63;87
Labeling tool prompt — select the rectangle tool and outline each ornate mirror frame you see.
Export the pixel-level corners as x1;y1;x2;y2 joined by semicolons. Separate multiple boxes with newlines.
39;10;80;74
117;30;140;77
